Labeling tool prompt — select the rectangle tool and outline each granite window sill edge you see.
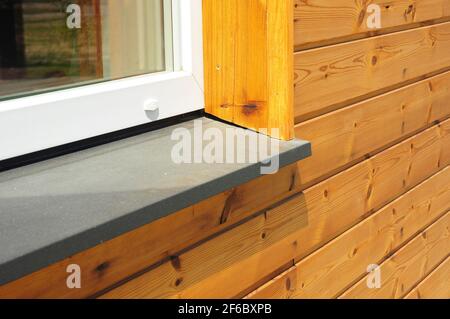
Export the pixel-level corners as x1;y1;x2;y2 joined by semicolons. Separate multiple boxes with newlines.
0;118;311;286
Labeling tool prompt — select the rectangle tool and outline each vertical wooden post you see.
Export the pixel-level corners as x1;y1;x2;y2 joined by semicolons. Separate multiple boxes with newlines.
203;0;294;140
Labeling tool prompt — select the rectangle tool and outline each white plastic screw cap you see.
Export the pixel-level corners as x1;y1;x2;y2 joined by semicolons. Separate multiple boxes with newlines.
143;99;159;112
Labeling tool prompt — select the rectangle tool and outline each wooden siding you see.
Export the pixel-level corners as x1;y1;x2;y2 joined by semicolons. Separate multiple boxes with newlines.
245;0;450;299
294;22;450;121
244;0;450;299
294;0;450;50
1;0;449;299
405;257;450;299
296;71;450;187
247;171;450;299
340;213;450;299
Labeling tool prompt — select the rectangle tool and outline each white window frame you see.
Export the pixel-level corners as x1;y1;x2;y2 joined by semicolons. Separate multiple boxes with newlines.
0;0;204;161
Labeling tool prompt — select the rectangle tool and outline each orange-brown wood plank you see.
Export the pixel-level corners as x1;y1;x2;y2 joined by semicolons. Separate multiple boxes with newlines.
296;71;450;187
247;168;450;299
404;257;450;299
294;22;450;122
340;212;450;299
294;0;450;50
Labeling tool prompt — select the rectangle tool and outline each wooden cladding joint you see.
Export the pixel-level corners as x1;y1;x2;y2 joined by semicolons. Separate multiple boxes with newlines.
203;0;295;140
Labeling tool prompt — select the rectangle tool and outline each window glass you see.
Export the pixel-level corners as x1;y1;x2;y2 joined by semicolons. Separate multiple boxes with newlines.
0;0;171;100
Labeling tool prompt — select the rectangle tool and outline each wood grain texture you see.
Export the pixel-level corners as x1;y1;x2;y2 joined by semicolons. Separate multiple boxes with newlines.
203;0;236;122
233;0;269;130
294;22;450;121
203;0;294;140
296;71;450;187
340;212;450;299
294;0;450;49
99;121;450;299
248;167;450;299
265;0;295;139
0;164;301;299
405;257;450;299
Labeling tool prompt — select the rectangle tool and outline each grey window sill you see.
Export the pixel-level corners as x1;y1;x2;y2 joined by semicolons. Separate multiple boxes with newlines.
0;117;311;285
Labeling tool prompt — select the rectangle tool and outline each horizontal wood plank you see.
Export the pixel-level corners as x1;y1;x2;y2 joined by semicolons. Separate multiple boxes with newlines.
294;22;450;121
295;71;450;186
100;121;450;299
294;0;450;49
247;167;450;299
340;212;450;299
404;257;450;299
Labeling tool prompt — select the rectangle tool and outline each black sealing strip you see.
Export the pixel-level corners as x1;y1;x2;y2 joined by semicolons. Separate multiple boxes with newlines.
0;110;203;173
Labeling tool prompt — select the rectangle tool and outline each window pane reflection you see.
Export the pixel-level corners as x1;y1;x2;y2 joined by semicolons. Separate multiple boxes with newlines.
0;0;170;100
